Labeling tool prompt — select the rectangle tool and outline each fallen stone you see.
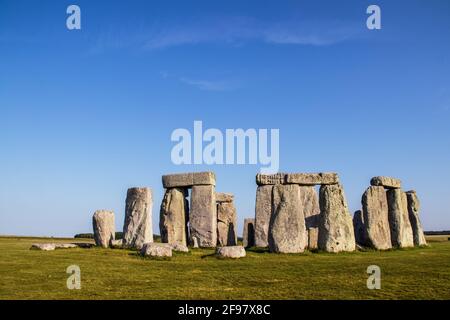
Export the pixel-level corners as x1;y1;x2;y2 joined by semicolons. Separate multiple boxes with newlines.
160;188;188;246
406;191;427;246
215;192;234;203
300;186;320;250
162;172;215;188
190;185;217;247
361;186;392;250
123;188;153;250
171;243;189;252
318;184;356;253
254;185;273;247
387;189;414;248
30;243;56;251
217;201;237;246
370;176;401;189
92;210;115;248
243;218;255;248
269;184;307;253
216;246;246;259
286;172;339;185
140;243;172;258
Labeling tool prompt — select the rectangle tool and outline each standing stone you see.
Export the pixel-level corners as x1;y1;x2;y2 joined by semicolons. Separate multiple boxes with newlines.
387;189;414;248
93;210;115;248
123;188;153;250
190;185;217;247
254;185;273;247
243;218;255;248
353;210;367;246
269;184;307;253
361;186;392;250
300;186;320;250
160;188;188;246
217;201;237;246
406;191;427;246
318;184;356;253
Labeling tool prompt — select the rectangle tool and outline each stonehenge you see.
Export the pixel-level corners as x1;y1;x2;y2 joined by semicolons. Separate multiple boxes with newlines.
92;210;115;248
85;171;427;257
255;172;356;253
123;187;153;250
354;176;426;250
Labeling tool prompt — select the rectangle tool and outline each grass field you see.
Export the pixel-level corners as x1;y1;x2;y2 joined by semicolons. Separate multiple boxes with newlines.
1;236;449;300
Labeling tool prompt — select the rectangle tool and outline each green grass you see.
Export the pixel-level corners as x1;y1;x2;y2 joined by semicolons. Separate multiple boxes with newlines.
0;236;449;300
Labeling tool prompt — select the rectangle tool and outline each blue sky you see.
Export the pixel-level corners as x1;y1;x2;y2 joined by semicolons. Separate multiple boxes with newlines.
1;0;449;237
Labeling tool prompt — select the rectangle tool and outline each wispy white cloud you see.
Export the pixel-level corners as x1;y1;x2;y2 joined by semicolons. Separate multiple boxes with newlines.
179;77;233;91
86;16;360;53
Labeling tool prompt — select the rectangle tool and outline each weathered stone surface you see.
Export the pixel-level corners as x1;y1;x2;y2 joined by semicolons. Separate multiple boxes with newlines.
243;218;255;248
387;189;414;248
160;188;188;246
217;201;237;246
370;176;401;189
215;192;234;203
171;243;189;252
361;186;392;250
353;210;367;246
318;184;356;253
216;246;246;259
254;185;273;247
162;172;215;188
93;210;115;248
256;172;339;186
300;186;320;250
140;243;172;258
123;188;153;250
256;173;287;185
406;191;427;246
30;243;56;251
269;184;307;253
190;185;217;247
286;173;339;186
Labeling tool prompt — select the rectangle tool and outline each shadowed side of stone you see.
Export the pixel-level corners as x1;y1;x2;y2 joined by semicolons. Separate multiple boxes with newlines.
387;189;414;248
243;218;255;248
406;191;427;246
